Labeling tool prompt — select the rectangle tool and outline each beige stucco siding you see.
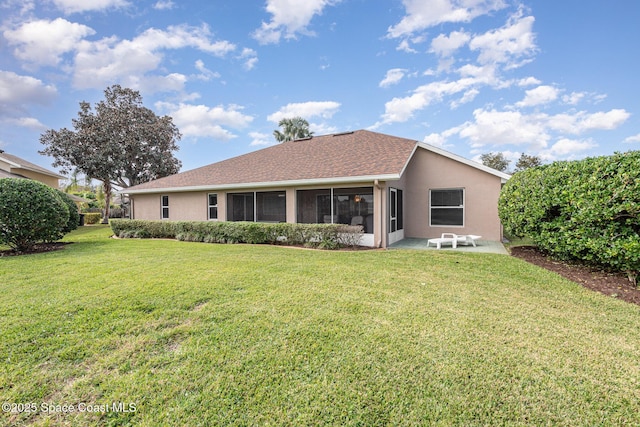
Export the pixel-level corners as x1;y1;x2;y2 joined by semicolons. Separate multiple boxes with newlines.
0;160;60;188
132;192;209;221
402;148;503;241
16;170;60;188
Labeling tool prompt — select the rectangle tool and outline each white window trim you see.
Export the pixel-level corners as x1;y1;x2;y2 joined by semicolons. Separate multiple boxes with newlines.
161;195;169;220
207;193;218;221
429;188;465;228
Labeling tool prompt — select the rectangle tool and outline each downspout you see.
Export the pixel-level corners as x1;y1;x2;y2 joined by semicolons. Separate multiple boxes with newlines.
374;179;383;248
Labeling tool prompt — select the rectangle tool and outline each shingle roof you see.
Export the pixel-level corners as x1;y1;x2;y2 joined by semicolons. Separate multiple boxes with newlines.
0;152;64;178
126;130;418;193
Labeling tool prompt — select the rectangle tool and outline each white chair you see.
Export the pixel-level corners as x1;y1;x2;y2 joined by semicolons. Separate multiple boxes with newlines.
427;233;481;249
456;234;481;247
351;215;364;226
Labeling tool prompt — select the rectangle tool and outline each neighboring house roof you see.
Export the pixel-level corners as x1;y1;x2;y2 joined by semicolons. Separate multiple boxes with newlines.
125;130;509;194
0;152;64;179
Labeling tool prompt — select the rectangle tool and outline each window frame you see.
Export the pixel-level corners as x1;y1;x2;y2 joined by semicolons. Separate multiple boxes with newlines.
207;193;218;220
161;195;169;219
429;188;464;227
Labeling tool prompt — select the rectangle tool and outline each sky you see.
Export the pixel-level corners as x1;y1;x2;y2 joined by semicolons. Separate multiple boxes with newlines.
1;0;640;176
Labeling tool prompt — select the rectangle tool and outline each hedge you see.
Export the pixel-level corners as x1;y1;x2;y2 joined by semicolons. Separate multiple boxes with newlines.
56;190;80;233
110;219;365;249
0;178;69;251
498;151;640;285
83;213;102;225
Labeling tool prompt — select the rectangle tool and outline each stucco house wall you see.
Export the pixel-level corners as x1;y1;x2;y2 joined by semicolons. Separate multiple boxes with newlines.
403;147;504;241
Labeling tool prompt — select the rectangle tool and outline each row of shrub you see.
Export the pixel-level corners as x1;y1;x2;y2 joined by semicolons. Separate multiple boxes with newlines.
83;212;102;225
0;178;79;251
498;151;640;285
110;219;365;249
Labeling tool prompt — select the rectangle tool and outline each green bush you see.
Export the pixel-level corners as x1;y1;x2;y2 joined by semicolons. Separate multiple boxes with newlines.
0;178;69;251
83;213;102;225
499;151;640;284
56;190;80;232
110;219;365;249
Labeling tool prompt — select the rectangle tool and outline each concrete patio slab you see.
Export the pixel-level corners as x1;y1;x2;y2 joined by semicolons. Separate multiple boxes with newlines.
389;238;508;255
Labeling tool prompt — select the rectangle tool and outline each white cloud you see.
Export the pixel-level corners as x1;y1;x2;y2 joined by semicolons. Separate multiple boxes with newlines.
156;102;253;141
387;0;507;39
0;71;57;109
421;107;629;160
469;13;536;67
267;101;341;123
544;138;597;158
430;30;470;56
253;0;337;44
194;60;220;81
50;0;129;14
378;77;483;125
238;48;258;70
3;18;95;67
515;85;558;107
153;0;175;10
450;88;479;109
623;134;640;144
309;122;338;136
379;68;408;88
546;109;630;134
458;108;550;148
3;116;47;130
562;91;586;105
249;131;273;146
517;76;541;87
73;24;235;90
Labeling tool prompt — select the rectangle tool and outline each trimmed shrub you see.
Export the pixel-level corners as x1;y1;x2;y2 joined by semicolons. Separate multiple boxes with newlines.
83;213;102;225
499;151;640;284
110;219;365;249
56;190;80;233
0;178;69;251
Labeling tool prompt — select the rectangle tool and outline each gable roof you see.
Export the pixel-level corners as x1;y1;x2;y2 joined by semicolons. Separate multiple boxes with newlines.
0;152;64;179
125;130;509;194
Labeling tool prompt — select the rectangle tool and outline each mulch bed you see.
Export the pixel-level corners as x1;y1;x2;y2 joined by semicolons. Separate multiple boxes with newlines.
0;242;69;257
510;246;640;306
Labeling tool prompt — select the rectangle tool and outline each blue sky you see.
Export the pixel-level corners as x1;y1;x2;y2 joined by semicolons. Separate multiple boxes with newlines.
2;0;640;175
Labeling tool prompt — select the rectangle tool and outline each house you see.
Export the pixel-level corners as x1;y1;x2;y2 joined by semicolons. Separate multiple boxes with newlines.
124;130;510;248
0;150;63;189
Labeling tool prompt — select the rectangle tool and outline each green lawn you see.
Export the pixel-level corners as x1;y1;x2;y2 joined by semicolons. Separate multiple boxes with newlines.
1;226;639;426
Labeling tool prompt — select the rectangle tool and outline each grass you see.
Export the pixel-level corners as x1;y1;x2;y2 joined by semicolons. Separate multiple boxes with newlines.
1;226;639;426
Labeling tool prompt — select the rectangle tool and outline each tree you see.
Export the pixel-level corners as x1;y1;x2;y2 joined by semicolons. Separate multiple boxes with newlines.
480;152;510;172
514;153;542;172
40;85;182;222
273;117;313;142
0;179;69;252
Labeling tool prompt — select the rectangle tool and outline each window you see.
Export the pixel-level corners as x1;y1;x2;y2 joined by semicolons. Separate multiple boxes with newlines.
227;193;254;222
430;188;464;226
208;194;218;220
296;187;373;232
390;188;403;232
161;195;169;219
256;191;286;222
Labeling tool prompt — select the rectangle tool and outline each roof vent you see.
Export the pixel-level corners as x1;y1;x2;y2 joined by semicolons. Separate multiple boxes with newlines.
0;149;4;153
332;131;354;137
293;136;313;141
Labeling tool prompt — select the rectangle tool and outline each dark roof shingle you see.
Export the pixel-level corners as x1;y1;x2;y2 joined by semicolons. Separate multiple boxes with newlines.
127;130;417;192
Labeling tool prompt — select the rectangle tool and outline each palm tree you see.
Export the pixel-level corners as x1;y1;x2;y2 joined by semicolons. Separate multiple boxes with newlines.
273;117;313;143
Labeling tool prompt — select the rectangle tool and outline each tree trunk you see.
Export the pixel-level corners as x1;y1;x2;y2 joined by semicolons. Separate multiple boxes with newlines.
101;181;111;224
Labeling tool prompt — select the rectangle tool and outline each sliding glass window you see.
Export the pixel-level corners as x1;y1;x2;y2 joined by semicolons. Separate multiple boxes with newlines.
256;191;286;222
